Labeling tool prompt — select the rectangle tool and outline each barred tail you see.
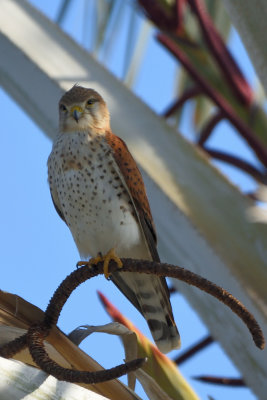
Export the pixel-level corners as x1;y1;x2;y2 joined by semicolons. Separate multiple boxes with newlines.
111;271;180;353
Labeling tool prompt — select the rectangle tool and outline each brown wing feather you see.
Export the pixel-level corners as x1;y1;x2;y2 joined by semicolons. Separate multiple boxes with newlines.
105;131;176;324
105;131;157;244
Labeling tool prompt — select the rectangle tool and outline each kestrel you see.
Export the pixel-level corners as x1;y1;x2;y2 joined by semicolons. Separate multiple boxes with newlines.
48;85;180;353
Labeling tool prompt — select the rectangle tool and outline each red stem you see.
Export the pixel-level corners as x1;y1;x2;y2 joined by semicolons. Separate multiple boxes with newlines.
204;147;266;183
137;0;178;31
198;110;225;145
174;335;214;365
163;86;202;118
188;0;253;106
193;376;245;386
157;33;267;167
175;0;187;32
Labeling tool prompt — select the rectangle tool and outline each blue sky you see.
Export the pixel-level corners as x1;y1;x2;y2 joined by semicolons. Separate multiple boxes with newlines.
0;1;261;399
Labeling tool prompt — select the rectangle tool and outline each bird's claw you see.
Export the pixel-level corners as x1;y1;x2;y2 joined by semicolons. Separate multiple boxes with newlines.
76;253;103;269
76;250;122;279
76;260;88;268
103;248;123;279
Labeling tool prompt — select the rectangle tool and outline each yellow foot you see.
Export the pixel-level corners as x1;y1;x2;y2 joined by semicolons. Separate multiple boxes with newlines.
76;249;123;279
103;248;123;279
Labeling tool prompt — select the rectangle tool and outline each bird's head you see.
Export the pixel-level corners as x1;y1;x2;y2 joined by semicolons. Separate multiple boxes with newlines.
58;85;110;133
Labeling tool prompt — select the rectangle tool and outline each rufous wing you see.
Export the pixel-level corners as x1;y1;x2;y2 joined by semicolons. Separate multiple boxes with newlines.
105;130;180;352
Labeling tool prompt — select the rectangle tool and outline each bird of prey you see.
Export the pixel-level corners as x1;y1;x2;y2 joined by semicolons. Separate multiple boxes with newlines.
48;85;180;353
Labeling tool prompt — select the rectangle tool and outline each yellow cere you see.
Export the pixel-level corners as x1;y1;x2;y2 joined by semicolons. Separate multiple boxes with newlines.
70;105;83;113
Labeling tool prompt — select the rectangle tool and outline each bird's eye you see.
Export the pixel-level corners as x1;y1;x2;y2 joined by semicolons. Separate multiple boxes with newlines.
59;104;67;112
87;99;95;106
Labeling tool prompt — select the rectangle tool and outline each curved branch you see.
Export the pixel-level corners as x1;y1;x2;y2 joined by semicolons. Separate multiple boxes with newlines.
162;86;202;118
173;335;214;365
0;332;27;359
157;32;267;167
0;257;265;383
188;0;253;106
27;323;145;383
203;147;267;183
197;110;225;145
75;259;265;349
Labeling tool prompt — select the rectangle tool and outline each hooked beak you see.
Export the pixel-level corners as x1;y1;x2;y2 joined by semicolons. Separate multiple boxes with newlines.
70;106;83;123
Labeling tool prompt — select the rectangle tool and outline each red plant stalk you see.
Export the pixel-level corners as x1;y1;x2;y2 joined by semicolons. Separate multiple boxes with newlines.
175;0;187;32
157;32;267;167
198;110;225;145
193;376;245;386
137;0;179;32
203;148;266;183
188;0;253;106
174;335;214;365
163;86;202;118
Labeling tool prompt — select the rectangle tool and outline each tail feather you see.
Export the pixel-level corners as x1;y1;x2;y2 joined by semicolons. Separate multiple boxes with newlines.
111;271;180;353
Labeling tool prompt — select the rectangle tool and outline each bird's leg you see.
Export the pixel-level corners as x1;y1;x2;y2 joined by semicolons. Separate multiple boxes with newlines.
102;248;123;279
76;249;122;279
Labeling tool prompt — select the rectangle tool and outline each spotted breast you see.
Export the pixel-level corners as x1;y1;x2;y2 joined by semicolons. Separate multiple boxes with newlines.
48;130;147;260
